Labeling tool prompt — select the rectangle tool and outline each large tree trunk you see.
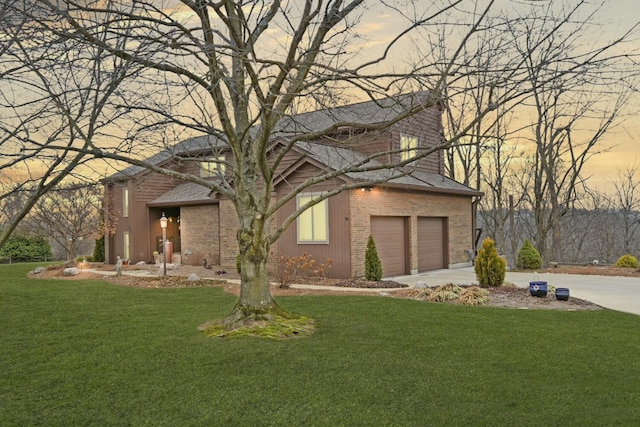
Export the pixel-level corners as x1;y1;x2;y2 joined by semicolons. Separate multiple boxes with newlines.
223;213;288;328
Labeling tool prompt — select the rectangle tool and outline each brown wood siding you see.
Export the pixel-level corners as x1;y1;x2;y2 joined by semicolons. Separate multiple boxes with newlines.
417;217;448;272
275;171;351;279
370;216;408;277
391;108;443;174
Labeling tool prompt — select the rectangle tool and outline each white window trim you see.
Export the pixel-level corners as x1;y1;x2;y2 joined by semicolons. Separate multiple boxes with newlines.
123;231;130;260
400;133;418;162
296;192;329;244
201;155;226;178
123;188;129;218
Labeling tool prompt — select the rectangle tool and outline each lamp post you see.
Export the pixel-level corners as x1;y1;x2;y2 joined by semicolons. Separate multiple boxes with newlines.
160;212;168;276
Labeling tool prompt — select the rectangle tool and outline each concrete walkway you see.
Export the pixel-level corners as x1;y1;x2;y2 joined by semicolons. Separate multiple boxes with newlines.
389;267;640;316
89;266;640;316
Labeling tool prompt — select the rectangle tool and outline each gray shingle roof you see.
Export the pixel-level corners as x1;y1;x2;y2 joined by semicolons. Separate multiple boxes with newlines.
105;134;226;181
105;92;431;181
106;92;478;196
296;141;479;195
272;92;430;137
147;181;216;206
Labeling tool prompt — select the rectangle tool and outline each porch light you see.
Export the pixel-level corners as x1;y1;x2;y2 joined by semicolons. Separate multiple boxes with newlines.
160;212;168;276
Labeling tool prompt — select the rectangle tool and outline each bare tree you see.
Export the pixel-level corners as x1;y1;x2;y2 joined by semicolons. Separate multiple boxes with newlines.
1;1;637;330
27;184;103;262
0;0;140;248
497;1;637;264
611;164;640;256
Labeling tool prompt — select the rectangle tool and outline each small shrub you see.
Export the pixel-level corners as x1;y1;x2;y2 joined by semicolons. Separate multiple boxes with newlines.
407;288;433;299
272;252;333;288
93;235;105;262
0;235;52;261
517;239;542;270
615;254;639;268
474;237;506;287
364;235;383;281
428;283;461;302
458;286;489;306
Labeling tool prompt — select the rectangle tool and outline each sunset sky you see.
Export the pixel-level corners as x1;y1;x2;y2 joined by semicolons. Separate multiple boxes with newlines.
2;1;638;195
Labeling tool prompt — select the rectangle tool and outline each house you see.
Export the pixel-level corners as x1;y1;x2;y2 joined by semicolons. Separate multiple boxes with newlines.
103;93;482;278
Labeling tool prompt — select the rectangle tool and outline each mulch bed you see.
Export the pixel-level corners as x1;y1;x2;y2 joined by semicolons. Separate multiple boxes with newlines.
28;263;608;311
333;278;408;288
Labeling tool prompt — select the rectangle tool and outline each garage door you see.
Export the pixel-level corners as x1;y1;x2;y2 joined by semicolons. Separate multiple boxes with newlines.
370;216;407;277
418;217;446;272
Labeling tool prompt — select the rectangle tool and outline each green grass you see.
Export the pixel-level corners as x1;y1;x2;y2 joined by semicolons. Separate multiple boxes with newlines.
2;263;639;426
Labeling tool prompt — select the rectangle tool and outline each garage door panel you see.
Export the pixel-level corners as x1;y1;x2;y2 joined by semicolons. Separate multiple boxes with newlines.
370;216;407;277
418;217;446;272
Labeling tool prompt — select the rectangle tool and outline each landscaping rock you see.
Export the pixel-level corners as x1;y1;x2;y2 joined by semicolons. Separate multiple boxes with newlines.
136;261;146;265
188;273;200;281
413;281;427;289
31;266;46;275
63;267;80;276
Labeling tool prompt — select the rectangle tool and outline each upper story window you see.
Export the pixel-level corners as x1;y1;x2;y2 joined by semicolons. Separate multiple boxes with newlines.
297;192;328;244
201;155;226;178
400;133;418;162
123;188;129;217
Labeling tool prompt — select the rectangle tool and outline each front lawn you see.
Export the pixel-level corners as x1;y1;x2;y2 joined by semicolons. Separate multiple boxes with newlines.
1;263;639;426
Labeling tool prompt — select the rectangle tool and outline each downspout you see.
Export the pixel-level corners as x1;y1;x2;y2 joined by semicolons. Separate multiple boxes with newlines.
472;194;483;263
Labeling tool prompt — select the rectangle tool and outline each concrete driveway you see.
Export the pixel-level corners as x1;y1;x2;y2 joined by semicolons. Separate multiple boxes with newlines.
390;267;640;316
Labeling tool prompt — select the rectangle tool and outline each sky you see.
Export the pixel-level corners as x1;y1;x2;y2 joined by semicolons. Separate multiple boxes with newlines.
2;0;639;195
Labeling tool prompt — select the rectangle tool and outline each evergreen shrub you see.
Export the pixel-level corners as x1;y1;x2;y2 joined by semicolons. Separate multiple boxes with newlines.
364;235;383;281
474;237;506;287
615;254;639;268
93;235;105;262
517;239;542;270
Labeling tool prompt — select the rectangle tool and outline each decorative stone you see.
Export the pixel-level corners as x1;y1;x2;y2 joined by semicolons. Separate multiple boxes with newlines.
32;266;46;275
136;261;146;265
413;281;428;289
188;273;200;281
159;263;178;270
63;267;80;276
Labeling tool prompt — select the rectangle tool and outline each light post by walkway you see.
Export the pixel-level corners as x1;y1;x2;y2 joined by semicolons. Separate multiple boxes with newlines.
160;212;168;276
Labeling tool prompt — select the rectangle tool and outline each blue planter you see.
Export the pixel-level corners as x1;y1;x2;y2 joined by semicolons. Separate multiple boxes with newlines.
529;281;548;298
556;287;570;301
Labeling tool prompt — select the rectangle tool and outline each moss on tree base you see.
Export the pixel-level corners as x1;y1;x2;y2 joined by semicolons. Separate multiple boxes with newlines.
199;305;315;340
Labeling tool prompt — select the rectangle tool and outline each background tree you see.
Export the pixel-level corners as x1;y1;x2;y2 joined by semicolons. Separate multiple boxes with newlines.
28;184;104;262
611;164;640;256
462;2;638;266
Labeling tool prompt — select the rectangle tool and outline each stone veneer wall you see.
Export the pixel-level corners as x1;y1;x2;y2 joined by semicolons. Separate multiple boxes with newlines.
179;205;220;265
349;187;473;277
218;199;240;269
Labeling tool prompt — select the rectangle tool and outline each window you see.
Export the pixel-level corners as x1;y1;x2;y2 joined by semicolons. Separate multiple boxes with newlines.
400;133;418;162
297;193;328;243
123;188;129;217
201;155;226;177
123;231;130;260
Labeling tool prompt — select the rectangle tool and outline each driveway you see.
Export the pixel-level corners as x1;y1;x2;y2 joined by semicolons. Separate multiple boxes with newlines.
391;267;640;316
